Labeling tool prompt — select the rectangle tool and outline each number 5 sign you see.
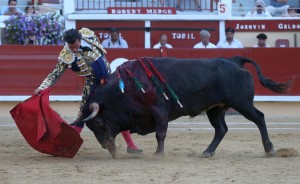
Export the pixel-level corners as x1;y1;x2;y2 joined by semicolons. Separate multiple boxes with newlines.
217;0;231;16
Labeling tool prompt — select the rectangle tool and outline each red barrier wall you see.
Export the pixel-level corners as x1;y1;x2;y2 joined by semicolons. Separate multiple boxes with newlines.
0;46;299;96
0;45;83;95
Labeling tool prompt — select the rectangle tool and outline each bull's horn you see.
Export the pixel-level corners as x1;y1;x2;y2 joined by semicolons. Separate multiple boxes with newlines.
82;103;99;121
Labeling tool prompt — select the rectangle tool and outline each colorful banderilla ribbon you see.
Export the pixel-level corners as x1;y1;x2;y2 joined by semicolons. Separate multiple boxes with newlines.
146;58;183;108
138;57;169;100
124;66;145;93
116;67;125;93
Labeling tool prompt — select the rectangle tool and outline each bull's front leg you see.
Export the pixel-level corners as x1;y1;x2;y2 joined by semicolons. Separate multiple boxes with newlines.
96;132;117;158
86;121;117;158
106;137;117;159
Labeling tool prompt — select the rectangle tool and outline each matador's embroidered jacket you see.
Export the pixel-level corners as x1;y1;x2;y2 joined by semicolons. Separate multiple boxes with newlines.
37;28;111;111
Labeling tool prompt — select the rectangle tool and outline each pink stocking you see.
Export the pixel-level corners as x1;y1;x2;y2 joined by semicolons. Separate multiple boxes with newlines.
121;130;138;149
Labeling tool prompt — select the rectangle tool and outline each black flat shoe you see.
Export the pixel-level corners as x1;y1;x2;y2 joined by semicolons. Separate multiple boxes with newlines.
127;147;143;154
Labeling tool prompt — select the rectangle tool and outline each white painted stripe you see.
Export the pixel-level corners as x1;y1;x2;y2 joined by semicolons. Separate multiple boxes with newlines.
0;96;82;102
170;122;300;125
254;96;300;102
169;128;300;131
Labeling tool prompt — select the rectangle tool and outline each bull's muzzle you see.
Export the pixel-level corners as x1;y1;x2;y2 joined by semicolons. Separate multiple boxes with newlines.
82;102;99;121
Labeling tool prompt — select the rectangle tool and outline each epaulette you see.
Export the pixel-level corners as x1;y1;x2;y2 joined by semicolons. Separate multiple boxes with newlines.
82;37;107;55
58;47;75;64
79;27;94;38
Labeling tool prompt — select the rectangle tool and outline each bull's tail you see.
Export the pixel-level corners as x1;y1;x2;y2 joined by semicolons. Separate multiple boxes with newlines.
237;57;292;94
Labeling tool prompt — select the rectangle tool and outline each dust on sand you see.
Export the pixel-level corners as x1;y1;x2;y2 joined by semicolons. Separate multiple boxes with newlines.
0;115;299;184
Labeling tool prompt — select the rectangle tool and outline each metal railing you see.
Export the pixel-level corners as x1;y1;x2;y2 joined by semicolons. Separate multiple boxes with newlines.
75;0;219;12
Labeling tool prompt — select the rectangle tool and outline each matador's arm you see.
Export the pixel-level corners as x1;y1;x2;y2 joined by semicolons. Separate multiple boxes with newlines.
37;61;68;90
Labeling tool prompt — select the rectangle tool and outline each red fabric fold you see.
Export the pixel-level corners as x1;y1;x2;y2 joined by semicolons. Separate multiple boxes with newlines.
10;88;83;158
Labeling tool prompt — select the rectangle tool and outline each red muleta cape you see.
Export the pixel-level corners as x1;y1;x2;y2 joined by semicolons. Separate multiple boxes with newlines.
10;88;83;158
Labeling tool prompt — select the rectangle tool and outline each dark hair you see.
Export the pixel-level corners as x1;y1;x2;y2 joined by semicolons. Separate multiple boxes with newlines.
225;27;235;33
63;29;82;44
8;0;17;4
25;6;35;14
110;28;119;33
256;33;267;39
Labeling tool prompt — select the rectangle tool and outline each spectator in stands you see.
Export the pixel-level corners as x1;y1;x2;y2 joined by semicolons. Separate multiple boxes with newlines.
282;6;300;17
216;27;244;48
23;3;38;45
102;28;128;48
1;0;23;15
266;0;289;16
24;4;36;16
253;33;271;48
245;0;272;17
153;34;173;49
193;30;217;48
34;28;143;154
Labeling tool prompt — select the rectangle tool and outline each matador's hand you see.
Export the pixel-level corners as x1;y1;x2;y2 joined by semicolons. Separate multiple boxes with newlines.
34;88;41;96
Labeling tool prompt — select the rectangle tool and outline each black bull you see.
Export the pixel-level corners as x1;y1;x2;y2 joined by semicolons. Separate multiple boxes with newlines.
80;56;291;158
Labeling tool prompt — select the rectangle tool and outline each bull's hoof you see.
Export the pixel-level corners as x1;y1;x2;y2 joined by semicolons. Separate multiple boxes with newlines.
266;147;277;157
153;151;164;157
201;151;215;158
108;149;117;159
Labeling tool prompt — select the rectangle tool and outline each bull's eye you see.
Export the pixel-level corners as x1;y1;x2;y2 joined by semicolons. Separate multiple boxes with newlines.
94;117;103;127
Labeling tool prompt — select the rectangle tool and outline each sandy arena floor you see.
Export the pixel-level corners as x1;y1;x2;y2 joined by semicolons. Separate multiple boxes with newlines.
0;115;299;184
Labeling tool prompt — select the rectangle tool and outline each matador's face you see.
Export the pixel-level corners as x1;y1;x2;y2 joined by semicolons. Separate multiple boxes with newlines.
68;39;81;53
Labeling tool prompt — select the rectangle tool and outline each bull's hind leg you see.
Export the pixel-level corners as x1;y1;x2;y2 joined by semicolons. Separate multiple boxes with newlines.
203;107;228;158
234;103;276;156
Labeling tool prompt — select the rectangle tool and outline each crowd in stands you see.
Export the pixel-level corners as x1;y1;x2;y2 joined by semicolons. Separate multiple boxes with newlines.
0;0;40;16
1;0;64;45
74;26;275;49
0;0;60;16
151;27;273;49
242;0;300;17
0;0;298;47
3;0;298;17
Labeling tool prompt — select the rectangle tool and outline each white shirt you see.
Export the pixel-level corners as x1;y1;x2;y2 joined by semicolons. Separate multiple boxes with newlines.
193;42;217;48
245;10;272;17
253;44;271;48
102;38;128;48
153;43;173;49
217;39;244;48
